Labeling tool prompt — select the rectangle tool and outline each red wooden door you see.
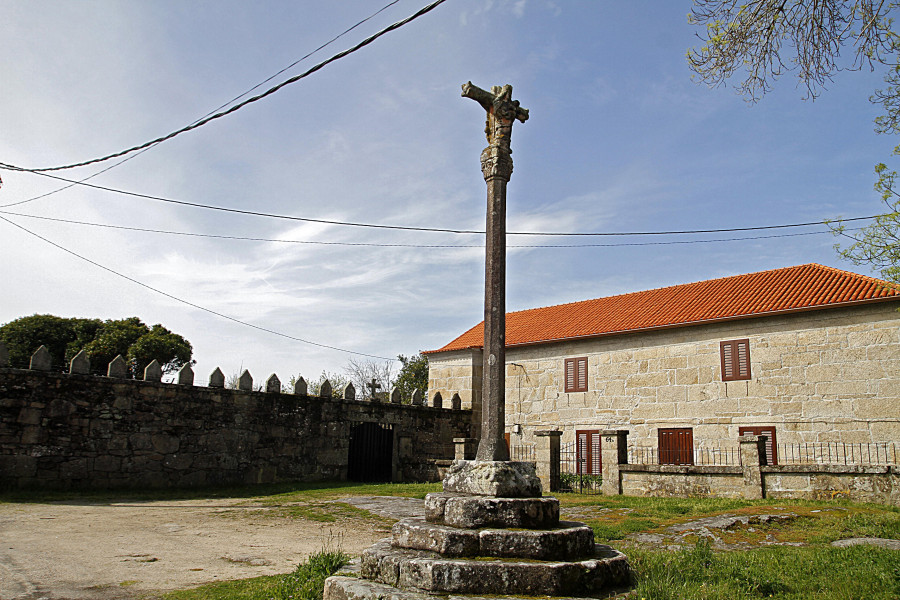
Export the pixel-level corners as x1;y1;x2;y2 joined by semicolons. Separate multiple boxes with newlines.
576;430;601;474
658;428;693;465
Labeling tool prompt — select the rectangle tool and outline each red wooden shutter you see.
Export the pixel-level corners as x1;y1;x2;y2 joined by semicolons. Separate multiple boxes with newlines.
565;357;588;392
576;430;601;474
658;428;694;465
720;339;751;381
739;426;777;465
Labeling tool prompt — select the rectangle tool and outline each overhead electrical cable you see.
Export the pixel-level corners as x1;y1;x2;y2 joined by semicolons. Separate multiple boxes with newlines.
4;170;886;237
0;210;860;248
0;0;402;210
0;0;448;175
0;215;395;361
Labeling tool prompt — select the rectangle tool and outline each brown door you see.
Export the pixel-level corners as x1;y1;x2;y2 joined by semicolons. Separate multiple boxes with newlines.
576;430;601;474
659;428;693;465
739;426;777;465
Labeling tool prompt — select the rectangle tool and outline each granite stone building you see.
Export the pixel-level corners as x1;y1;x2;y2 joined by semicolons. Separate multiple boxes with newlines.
426;264;900;471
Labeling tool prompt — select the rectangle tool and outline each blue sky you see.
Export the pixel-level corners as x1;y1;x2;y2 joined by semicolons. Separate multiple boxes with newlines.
0;1;891;383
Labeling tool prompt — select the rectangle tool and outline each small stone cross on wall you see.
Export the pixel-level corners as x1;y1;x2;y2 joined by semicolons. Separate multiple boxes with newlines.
367;378;382;400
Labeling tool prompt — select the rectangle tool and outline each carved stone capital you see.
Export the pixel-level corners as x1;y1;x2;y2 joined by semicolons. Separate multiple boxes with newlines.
480;146;513;181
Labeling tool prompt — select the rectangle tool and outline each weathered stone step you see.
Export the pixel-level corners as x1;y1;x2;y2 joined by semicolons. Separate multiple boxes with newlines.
425;492;559;529
393;517;595;560
360;539;630;597
324;575;614;600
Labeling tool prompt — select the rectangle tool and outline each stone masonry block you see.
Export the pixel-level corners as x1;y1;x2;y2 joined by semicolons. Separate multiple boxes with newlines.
392;517;594;560
361;539;630;597
442;461;541;497
425;493;559;529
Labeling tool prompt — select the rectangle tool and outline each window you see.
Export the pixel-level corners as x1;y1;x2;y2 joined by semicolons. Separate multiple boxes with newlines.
576;430;601;474
658;428;694;465
720;339;751;381
564;357;588;392
739;426;777;465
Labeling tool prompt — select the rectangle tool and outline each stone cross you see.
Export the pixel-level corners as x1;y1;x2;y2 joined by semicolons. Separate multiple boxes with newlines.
367;378;382;400
462;82;528;462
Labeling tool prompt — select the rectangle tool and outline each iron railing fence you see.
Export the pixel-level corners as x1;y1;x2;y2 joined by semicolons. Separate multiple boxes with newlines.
510;444;536;463
628;445;741;466
776;442;899;466
558;441;601;494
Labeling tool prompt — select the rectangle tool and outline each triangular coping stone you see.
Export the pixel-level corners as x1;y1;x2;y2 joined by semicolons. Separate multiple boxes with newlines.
451;392;462;410
238;369;253;391
69;349;90;375
319;379;333;398
343;382;356;400
390;387;402;404
411;389;423;406
209;367;225;388
177;363;195;386
144;360;162;382
432;391;443;409
30;345;52;371
107;355;127;378
266;374;281;393
294;376;308;396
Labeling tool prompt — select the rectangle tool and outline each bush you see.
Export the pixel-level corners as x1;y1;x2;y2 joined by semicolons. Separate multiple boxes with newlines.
272;548;349;600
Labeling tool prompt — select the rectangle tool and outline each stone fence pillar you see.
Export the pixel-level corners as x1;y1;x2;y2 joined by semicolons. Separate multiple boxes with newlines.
739;434;766;499
453;438;477;461
535;430;562;492
601;430;628;496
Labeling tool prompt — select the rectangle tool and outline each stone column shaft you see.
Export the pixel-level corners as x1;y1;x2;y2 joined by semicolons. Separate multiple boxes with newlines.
739;434;766;500
600;430;628;496
478;175;509;462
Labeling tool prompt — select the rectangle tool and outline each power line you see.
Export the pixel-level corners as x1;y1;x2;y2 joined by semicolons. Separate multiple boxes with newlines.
0;0;402;210
3;169;886;236
0;0;449;174
0;215;395;361
0;209;860;248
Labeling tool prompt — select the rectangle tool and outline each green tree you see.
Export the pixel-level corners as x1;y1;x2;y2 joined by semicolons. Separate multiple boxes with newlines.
0;314;101;368
126;324;193;377
393;353;428;403
0;314;193;376
82;317;149;372
687;1;900;279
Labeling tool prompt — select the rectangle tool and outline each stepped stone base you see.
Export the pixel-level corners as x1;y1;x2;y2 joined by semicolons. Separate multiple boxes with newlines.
360;539;630;597
442;460;542;497
425;492;559;529
324;575;606;600
393;517;595;559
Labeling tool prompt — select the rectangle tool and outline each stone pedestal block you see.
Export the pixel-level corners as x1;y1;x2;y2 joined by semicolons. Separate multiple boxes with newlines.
393;517;594;560
425;492;559;529
359;539;630;597
441;460;541;497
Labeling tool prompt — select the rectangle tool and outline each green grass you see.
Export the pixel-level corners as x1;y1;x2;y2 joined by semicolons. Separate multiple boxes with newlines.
629;540;900;599
163;548;348;600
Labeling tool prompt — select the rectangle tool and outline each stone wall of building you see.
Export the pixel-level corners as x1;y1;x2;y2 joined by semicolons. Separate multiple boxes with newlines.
427;348;483;437
0;368;471;490
430;302;900;449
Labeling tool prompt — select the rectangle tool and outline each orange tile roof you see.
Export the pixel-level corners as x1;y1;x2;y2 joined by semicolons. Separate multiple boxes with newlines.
427;264;900;353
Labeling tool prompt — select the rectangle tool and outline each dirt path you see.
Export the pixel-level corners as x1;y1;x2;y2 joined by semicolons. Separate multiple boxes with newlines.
0;497;398;600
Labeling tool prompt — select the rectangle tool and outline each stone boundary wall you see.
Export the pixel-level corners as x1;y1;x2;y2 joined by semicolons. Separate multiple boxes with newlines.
593;431;900;507
0;367;472;490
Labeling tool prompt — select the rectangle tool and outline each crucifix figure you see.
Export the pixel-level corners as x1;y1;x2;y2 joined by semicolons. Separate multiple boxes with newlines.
462;82;529;462
367;378;382;400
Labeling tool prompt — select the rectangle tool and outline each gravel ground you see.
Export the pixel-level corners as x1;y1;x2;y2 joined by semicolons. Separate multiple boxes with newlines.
0;497;397;600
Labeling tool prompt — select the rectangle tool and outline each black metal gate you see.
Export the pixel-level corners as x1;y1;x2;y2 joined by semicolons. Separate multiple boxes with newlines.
347;422;394;482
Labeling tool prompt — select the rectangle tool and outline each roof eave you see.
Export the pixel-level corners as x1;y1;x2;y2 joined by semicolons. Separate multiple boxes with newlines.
426;296;900;354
